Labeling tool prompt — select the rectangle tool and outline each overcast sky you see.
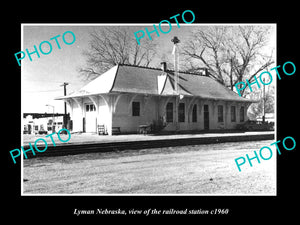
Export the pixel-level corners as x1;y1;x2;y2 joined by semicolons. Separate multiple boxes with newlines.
21;24;275;113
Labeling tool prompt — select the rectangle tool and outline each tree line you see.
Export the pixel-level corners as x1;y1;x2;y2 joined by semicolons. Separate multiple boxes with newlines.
79;25;275;117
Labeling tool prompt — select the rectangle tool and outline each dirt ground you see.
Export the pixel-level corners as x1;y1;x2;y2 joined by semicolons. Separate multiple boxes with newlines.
22;140;276;195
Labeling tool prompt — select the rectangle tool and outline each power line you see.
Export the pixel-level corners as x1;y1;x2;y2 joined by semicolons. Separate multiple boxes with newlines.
23;79;83;84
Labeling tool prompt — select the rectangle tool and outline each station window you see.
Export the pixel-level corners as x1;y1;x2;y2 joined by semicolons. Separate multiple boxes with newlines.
132;101;140;116
231;106;236;122
192;104;197;122
218;105;224;122
240;106;245;122
178;103;185;122
86;104;96;112
166;102;173;122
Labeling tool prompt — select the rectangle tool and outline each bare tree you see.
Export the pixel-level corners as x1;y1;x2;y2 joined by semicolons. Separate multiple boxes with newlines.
182;26;274;96
247;84;275;120
79;27;157;80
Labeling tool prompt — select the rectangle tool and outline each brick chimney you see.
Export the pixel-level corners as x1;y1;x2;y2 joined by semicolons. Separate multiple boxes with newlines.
158;62;167;94
161;62;167;72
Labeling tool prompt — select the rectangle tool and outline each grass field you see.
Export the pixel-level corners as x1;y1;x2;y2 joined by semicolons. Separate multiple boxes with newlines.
22;140;276;195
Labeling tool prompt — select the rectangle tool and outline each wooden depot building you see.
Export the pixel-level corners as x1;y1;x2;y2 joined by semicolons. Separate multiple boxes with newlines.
56;62;254;135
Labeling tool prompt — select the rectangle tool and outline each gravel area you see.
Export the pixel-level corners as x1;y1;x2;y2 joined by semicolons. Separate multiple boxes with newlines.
23;140;276;195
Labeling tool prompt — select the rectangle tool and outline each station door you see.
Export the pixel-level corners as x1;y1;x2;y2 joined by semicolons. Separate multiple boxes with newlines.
85;103;97;133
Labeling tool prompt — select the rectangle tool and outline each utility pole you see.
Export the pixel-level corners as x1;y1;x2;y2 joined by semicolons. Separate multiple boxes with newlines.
60;82;69;129
171;36;180;132
262;78;266;123
46;104;55;132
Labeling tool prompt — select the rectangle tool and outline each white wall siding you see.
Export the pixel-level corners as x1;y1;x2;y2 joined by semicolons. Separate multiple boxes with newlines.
68;94;250;134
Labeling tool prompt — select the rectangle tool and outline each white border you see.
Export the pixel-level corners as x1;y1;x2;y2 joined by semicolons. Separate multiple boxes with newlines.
21;23;277;196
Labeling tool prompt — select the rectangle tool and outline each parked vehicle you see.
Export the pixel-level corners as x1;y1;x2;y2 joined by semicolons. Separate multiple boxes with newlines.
38;130;48;135
236;120;274;131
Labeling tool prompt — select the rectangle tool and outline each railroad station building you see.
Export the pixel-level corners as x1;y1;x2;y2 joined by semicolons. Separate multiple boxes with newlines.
56;63;254;135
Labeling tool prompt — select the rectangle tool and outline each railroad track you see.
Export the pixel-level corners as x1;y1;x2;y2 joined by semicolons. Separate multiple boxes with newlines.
24;133;274;159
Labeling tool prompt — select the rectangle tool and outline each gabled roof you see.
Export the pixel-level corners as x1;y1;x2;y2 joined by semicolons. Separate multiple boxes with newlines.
111;64;160;95
56;64;253;102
